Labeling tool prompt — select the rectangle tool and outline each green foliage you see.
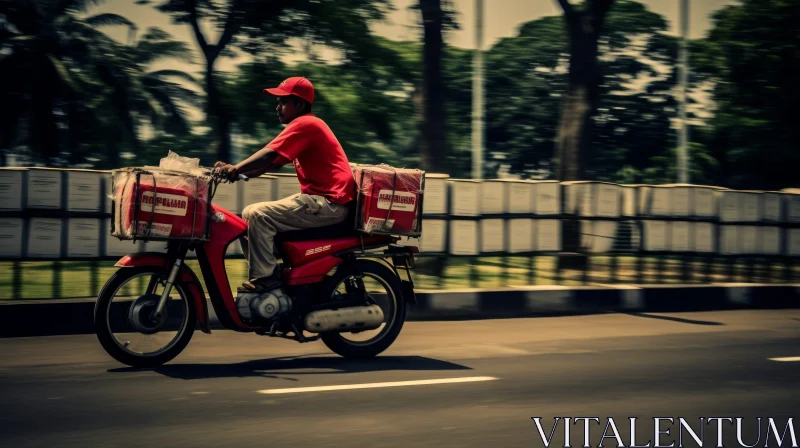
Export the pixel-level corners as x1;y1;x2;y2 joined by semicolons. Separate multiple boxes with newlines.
689;0;800;190
3;0;796;193
0;0;199;167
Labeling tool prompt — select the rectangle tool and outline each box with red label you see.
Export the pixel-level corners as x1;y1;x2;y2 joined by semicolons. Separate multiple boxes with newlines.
352;164;425;237
110;168;213;242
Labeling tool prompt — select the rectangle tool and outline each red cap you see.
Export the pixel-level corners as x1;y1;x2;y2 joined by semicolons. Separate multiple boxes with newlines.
264;77;315;104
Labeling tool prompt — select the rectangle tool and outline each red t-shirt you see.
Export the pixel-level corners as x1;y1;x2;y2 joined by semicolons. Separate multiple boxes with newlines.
266;114;356;205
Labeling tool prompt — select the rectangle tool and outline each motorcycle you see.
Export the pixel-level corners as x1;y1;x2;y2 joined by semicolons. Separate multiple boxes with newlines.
94;170;419;368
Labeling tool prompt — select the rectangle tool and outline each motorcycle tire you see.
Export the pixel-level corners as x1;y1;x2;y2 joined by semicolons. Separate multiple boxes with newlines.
318;259;407;358
94;266;197;368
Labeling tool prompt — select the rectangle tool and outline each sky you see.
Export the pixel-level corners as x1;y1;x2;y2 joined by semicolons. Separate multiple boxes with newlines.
90;0;739;75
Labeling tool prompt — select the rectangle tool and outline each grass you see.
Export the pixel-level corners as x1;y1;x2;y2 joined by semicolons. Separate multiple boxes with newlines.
1;255;796;300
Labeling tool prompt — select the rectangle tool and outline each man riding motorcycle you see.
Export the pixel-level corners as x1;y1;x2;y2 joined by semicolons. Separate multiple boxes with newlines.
214;77;357;293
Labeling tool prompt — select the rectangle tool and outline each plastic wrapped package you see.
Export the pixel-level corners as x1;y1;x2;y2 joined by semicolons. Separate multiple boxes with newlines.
109;167;214;242
352;164;425;237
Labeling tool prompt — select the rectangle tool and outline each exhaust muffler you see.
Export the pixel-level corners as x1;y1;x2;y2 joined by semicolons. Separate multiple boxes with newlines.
304;304;384;333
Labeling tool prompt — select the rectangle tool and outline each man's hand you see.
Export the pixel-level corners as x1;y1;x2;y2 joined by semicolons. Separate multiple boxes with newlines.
213;161;239;182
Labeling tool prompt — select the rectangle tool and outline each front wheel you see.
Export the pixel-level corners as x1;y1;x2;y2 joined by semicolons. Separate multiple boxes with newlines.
318;259;407;358
94;266;196;368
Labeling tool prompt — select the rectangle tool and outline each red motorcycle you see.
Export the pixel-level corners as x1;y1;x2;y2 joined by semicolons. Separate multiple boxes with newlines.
94;171;419;368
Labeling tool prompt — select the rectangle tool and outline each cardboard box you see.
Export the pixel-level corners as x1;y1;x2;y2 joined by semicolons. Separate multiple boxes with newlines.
115;174;211;240
449;180;480;216
104;172;114;214
671;187;691;216
226;238;243;256
242;175;276;212
28;218;63;258
503;180;533;214
422;174;449;215
534;219;561;252
354;165;424;236
719;225;760;254
786;193;800;223
581;220;617;253
449;220;478;255
532;181;561;215
212;181;239;213
480;219;505;253
0;218;24;258
788;229;800;256
638;186;671;216
719;225;738;255
0;168;25;211
693;188;717;217
643;220;667;252
740;226;758;254
507;219;533;253
419;219;446;253
480;181;506;215
668;221;691;252
104;218;142;257
639;184;721;217
720;191;762;222
761;227;782;255
620;185;640;216
142;239;168;253
693;222;716;253
27;168;63;209
275;174;301;199
762;193;783;222
66;169;103;212
67;218;100;257
741;193;760;222
562;181;621;217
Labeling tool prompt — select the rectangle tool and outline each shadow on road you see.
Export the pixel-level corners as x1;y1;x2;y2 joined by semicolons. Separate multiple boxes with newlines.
108;355;472;380
624;312;724;326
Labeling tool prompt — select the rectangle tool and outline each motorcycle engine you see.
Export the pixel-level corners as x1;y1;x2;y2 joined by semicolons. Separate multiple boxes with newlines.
236;288;293;322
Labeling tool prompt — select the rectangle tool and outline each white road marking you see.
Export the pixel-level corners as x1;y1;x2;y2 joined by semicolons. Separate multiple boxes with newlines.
191;391;210;395
257;376;498;395
769;357;800;362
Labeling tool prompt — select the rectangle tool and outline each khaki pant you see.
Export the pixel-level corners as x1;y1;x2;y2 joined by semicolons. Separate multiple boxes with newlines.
240;193;349;281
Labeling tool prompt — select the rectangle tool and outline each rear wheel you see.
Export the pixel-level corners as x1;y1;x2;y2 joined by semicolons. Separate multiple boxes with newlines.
318;259;407;358
94;266;196;368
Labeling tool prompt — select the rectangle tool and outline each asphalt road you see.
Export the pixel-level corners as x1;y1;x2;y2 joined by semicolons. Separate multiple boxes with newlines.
1;310;798;448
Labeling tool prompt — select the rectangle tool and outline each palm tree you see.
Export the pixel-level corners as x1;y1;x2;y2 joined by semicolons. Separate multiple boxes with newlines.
0;0;137;165
1;0;201;167
87;26;202;168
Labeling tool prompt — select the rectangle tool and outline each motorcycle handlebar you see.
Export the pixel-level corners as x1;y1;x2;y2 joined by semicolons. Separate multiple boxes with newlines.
206;169;249;182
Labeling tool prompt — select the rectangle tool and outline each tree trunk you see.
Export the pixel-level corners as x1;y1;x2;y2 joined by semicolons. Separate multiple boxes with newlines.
205;62;231;163
554;0;612;181
420;0;447;174
555;0;613;254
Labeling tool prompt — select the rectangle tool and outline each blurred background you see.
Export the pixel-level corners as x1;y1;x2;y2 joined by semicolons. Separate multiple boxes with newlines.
1;0;799;298
3;0;797;187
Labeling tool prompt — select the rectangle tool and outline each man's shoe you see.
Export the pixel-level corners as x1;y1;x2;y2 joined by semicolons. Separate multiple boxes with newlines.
237;275;282;293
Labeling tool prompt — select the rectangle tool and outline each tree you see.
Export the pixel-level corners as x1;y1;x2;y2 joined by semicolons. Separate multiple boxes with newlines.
690;0;800;190
553;0;615;181
418;0;447;173
441;1;682;182
223;45;418;168
0;0;135;165
153;0;396;164
76;26;201;168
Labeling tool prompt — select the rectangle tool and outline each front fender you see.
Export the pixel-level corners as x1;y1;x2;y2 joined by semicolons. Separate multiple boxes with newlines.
114;253;211;334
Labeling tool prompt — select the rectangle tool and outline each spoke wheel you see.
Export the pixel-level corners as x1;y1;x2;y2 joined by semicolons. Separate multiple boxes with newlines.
319;259;407;358
94;266;196;368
